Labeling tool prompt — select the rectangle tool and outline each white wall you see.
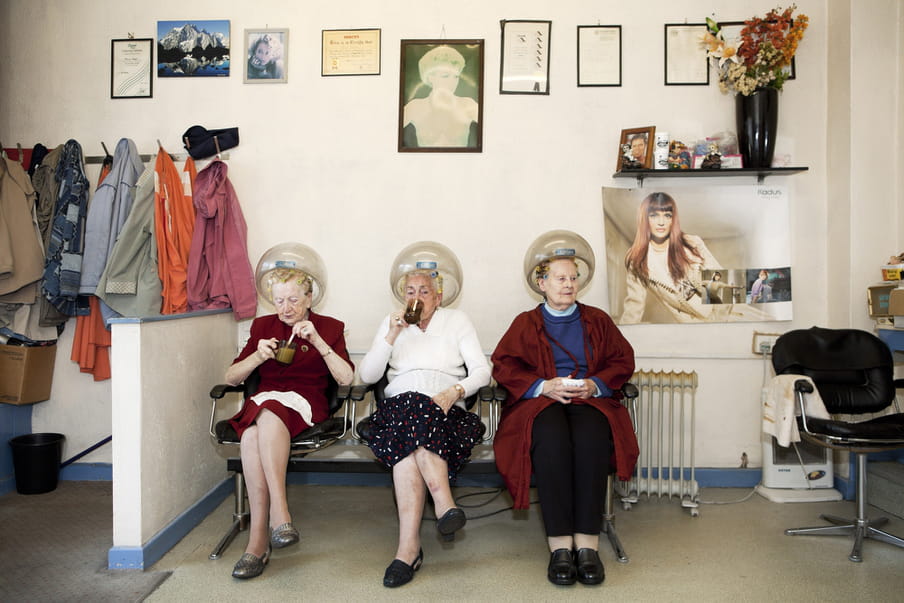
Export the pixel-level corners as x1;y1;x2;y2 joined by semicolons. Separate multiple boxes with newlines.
2;0;900;470
110;312;235;548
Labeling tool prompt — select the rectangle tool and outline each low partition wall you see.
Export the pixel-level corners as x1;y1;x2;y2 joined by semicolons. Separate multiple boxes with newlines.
108;309;237;570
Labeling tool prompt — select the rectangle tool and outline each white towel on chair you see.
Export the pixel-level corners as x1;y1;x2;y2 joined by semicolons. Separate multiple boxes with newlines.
250;390;313;426
762;374;831;447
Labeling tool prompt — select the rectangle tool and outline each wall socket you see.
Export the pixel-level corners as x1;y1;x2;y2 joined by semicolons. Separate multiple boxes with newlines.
752;331;781;354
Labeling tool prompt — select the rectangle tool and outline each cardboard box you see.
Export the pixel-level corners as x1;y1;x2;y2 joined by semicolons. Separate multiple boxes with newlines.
0;344;56;405
868;283;898;318
881;264;904;281
889;288;904;318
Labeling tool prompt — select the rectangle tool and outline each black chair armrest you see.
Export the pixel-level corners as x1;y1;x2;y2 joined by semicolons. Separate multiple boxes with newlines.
336;384;352;400
894;378;904;390
478;385;496;402
794;379;814;394
350;384;371;401
210;383;244;399
621;383;638;399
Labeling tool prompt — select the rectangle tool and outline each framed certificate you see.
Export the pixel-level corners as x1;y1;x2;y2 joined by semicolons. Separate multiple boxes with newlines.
664;23;709;85
500;19;551;95
322;28;381;76
111;38;153;99
577;25;621;87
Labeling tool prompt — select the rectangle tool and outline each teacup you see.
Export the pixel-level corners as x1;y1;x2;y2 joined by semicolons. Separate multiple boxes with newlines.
274;340;296;365
404;299;422;324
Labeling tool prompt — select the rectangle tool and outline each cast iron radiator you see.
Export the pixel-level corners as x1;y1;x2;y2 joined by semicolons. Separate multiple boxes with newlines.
620;370;700;517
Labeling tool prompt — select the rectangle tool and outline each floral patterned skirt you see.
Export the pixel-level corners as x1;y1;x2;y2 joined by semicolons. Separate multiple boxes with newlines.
366;391;483;479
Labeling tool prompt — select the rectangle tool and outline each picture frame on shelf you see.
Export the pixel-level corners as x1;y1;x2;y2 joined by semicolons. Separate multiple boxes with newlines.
244;28;288;83
111;37;153;98
577;25;621;87
664;23;709;85
616;126;656;171
398;39;484;153
322;28;381;76
500;19;551;94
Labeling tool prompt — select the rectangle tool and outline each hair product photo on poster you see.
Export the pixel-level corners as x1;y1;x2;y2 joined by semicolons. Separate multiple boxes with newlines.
244;29;287;83
602;186;792;324
157;20;230;77
398;39;484;152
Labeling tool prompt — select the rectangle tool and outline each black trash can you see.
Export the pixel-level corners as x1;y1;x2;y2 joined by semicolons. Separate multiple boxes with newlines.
8;433;65;495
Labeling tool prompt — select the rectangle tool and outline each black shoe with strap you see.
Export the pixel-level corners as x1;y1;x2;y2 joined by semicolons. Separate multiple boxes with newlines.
383;548;424;588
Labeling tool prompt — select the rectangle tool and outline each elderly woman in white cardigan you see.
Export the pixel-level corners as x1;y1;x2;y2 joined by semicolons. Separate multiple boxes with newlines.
358;269;490;588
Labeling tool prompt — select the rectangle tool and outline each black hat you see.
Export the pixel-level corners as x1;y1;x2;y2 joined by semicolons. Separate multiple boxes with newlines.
182;125;239;159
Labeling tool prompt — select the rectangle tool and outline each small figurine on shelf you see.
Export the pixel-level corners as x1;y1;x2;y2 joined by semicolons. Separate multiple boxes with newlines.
668;140;692;170
620;142;643;170
700;142;723;169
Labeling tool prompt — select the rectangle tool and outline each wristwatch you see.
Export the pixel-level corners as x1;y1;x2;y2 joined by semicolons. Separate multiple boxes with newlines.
453;384;465;400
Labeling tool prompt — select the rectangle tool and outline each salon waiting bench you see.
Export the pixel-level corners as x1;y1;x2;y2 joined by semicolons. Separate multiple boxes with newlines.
208;374;635;562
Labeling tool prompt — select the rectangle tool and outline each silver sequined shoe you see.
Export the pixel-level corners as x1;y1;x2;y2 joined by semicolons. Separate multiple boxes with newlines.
231;546;271;579
270;522;300;548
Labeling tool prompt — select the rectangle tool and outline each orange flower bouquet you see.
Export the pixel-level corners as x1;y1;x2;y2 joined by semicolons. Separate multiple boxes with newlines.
701;5;809;96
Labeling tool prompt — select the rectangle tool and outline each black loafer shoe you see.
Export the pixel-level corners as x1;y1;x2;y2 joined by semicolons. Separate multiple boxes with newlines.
547;548;576;586
383;549;423;588
270;522;300;548
231;546;271;579
436;507;467;542
575;548;605;585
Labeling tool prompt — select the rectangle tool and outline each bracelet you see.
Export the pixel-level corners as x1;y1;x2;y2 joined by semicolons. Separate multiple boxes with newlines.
321;348;333;358
453;384;465;400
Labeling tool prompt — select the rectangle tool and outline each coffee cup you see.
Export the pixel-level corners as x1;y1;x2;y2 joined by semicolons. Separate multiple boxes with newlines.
404;299;422;324
274;340;296;365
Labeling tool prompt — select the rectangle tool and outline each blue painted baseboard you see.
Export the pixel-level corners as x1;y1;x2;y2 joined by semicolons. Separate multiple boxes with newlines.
108;478;233;570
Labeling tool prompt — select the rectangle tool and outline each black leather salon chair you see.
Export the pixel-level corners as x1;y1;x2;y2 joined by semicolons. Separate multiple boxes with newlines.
207;369;351;559
772;327;904;562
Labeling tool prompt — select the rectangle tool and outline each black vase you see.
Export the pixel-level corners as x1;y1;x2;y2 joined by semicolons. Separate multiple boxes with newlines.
735;87;778;168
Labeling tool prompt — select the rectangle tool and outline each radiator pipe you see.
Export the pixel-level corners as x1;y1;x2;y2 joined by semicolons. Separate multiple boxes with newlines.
61;435;112;468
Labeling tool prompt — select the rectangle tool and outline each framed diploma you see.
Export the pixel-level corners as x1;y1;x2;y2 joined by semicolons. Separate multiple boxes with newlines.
322;28;381;76
664;23;709;85
577;25;621;87
111;38;153;99
500;19;551;95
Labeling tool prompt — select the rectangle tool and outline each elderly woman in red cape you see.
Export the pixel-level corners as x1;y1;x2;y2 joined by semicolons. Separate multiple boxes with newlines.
492;243;638;588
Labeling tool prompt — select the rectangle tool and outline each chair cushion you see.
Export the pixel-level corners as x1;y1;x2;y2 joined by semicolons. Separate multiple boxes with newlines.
215;417;349;445
805;413;904;441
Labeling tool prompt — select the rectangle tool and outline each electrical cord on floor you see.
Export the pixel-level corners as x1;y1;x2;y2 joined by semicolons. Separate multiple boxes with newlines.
697;486;759;505
421;488;540;523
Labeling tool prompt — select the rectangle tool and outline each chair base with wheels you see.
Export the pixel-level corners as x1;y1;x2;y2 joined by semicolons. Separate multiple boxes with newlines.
207;373;351;560
785;453;904;562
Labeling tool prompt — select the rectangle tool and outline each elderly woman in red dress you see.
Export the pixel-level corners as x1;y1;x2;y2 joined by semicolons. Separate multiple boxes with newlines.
225;267;353;579
492;235;638;587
